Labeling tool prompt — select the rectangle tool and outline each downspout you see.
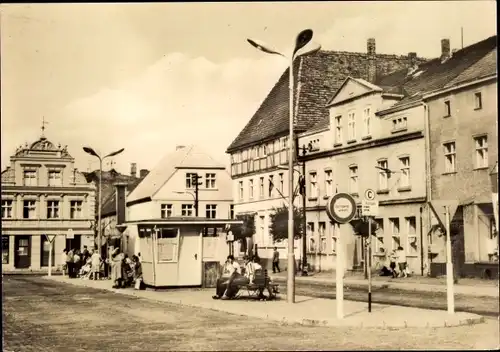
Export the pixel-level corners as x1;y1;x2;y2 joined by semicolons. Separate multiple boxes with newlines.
423;102;432;276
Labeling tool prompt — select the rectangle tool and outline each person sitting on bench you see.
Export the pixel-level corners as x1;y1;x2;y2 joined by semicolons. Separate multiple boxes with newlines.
213;255;243;300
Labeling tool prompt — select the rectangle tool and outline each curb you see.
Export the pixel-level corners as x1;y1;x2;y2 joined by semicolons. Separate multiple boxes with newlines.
42;276;486;329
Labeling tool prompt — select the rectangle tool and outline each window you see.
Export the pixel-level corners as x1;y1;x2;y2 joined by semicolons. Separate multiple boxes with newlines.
374;218;385;253
319;222;326;253
474;136;488;168
157;228;179;262
185;173;198;189
47;200;60;219
249;179;254;199
474;92;482;110
349;165;358;194
406;217;418;255
253;147;260;171
23;170;37;186
181;204;194;217
363;107;371;136
229;204;234;219
70;200;83;219
160;204;173;218
309;172;318;198
392;117;407;131
1;200;13;219
205;173;216;188
2;236;9;264
280;137;288;164
238;181;244;200
331;223;339;253
206;204;217;219
443;142;456;173
48;170;62;187
334;115;343;144
399;157;411;188
279;173;284;194
308;223;315;252
23;200;36;219
324;170;333;197
377;160;388;190
390;217;400;250
259;177;265;198
259;215;265;244
348;111;356;140
268;175;274;197
444;100;451;117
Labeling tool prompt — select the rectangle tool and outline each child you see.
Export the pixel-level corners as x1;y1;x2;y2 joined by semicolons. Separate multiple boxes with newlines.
91;249;101;281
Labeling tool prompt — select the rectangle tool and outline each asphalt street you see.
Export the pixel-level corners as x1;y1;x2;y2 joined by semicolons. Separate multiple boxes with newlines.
274;280;500;317
3;275;499;351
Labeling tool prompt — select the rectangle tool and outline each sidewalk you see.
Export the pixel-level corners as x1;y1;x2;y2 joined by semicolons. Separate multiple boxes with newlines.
44;275;485;329
270;271;499;298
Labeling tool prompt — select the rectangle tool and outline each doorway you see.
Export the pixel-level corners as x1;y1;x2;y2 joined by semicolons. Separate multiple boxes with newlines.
177;231;202;286
65;235;81;251
15;236;31;269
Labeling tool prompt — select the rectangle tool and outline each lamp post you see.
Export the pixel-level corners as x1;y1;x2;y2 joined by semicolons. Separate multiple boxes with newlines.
83;147;125;260
490;162;498;234
248;30;320;303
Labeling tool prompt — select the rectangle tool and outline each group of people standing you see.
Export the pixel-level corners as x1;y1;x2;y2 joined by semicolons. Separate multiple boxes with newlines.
109;248;142;289
380;246;409;278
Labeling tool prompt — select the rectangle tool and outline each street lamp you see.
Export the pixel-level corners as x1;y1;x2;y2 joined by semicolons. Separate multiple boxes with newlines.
173;191;197;216
83;146;125;260
490;162;498;234
248;30;321;303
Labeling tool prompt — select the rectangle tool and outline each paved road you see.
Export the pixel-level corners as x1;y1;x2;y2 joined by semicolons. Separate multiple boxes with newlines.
3;276;499;351
276;281;500;317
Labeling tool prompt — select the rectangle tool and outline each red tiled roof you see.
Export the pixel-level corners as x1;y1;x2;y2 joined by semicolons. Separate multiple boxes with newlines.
226;50;427;152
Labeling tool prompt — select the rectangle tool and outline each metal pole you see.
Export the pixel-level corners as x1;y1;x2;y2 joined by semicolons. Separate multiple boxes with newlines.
336;223;344;319
420;207;424;276
445;206;455;314
47;235;53;277
194;175;199;217
367;218;372;312
301;147;308;276
287;56;296;304
98;158;103;260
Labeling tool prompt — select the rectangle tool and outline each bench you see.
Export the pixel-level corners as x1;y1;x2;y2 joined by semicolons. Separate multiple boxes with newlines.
237;269;280;300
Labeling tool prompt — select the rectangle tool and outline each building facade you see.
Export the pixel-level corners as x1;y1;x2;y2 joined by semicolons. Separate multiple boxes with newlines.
123;145;235;258
1;134;96;272
426;64;498;278
297;77;427;273
227;38;427;264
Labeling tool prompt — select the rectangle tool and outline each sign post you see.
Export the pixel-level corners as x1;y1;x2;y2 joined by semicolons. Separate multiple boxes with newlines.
428;200;458;314
362;189;378;313
45;234;56;277
326;193;357;320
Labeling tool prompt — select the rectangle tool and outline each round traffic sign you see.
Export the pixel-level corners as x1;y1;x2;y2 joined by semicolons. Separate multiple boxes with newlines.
326;193;357;224
364;189;376;201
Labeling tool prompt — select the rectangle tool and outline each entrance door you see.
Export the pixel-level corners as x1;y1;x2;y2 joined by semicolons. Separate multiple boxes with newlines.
177;232;202;286
66;235;81;251
15;236;31;268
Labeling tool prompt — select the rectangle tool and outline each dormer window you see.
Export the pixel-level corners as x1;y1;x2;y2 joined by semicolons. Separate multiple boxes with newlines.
392;117;407;132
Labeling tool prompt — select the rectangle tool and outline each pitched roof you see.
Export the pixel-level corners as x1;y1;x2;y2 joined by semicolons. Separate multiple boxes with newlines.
127;145;226;204
377;35;497;109
226;50;427;152
326;76;384;107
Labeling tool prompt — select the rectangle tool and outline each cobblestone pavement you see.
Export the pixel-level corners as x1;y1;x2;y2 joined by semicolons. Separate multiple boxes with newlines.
3;276;499;351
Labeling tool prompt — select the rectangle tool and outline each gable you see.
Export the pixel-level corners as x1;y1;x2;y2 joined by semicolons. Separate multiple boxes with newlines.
328;78;382;107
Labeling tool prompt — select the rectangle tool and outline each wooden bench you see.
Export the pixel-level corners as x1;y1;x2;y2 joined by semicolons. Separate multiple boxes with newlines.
237;269;280;300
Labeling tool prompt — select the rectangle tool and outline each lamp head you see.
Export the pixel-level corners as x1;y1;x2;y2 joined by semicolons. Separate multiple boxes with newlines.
105;148;125;158
247;38;285;57
293;29;313;57
83;147;99;157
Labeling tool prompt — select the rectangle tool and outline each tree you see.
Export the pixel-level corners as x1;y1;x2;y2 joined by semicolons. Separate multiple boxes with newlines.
349;217;379;237
269;205;304;243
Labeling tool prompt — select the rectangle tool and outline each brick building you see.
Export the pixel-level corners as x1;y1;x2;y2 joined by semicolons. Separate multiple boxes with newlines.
226;38;428;266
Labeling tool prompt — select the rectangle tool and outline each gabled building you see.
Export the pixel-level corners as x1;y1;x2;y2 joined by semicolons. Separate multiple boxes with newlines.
124;145;234;257
1;131;95;272
226;38;428;264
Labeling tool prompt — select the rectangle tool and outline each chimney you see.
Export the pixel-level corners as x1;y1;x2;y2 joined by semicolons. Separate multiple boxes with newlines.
367;38;376;83
114;182;128;226
176;145;186;151
130;163;137;178
408;52;417;66
441;38;451;62
139;169;149;178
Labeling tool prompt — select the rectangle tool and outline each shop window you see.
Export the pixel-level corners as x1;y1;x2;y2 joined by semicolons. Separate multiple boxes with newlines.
157;228;179;262
2;236;9;264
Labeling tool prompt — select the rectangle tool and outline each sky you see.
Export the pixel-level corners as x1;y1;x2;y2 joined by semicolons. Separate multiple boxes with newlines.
1;1;497;175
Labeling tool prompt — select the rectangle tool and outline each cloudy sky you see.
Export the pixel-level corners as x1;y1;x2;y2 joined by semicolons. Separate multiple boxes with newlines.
1;1;496;174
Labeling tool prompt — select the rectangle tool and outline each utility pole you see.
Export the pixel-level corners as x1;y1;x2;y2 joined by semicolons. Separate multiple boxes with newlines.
192;173;203;217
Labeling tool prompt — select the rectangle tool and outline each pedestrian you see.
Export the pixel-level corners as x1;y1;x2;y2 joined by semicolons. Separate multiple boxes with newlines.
61;248;68;276
82;245;90;262
66;248;74;278
91;249;101;280
389;249;398;278
272;247;280;273
397;246;408;278
111;248;125;289
73;250;81;278
132;255;143;290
